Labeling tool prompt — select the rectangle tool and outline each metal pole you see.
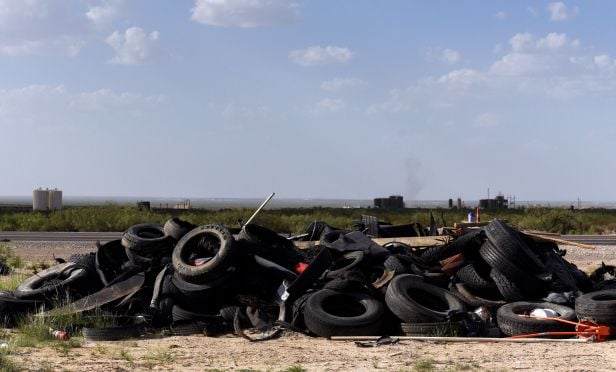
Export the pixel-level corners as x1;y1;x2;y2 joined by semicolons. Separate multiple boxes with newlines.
329;336;591;343
243;192;275;228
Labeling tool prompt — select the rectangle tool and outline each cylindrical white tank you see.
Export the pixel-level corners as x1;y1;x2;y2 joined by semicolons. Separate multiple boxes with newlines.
33;189;49;211
48;189;63;211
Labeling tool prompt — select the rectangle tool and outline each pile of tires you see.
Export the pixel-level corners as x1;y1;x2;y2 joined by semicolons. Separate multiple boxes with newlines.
0;218;611;341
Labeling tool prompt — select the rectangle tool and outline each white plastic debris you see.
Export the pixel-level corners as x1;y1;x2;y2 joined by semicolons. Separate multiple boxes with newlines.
530;308;559;318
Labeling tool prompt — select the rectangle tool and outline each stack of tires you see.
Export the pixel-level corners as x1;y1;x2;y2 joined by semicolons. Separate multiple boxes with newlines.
3;217;612;341
161;224;238;327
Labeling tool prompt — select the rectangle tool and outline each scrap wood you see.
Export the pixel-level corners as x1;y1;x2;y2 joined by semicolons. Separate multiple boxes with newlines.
293;236;449;250
523;231;595;250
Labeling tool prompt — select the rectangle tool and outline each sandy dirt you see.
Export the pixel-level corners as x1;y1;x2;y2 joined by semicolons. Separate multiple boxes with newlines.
3;241;616;371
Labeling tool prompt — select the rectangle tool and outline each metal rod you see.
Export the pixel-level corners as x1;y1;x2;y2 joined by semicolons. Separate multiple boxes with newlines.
329;336;591;343
243;192;275;227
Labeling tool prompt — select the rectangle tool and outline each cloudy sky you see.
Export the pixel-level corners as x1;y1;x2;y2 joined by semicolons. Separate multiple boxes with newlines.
1;0;615;202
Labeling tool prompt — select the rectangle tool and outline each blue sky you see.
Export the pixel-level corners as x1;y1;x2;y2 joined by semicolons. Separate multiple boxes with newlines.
1;0;615;202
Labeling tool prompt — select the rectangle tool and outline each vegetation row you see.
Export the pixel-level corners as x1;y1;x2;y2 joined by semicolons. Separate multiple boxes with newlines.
1;205;615;235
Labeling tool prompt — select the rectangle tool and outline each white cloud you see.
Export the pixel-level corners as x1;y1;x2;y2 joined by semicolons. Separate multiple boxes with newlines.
370;30;616;117
321;78;365;91
495;11;506;20
593;55;616;75
289;45;353;67
547;2;579;21
0;85;67;111
441;49;461;65
191;0;299;28
490;33;580;76
0;85;164;124
86;0;124;28
71;89;165;111
0;37;83;57
473;112;501;128
105;27;160;65
509;32;575;53
0;0;86;57
527;7;539;17
437;69;483;87
427;48;461;65
311;98;346;114
368;70;484;114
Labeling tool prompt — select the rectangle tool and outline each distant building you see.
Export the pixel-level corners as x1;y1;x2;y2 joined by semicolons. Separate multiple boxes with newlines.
374;195;405;209
32;188;63;211
136;201;151;211
479;194;508;209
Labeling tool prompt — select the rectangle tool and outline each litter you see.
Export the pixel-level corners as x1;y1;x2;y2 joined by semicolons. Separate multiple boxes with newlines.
1;215;614;343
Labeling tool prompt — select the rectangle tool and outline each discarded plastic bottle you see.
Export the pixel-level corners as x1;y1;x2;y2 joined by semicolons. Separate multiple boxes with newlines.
49;328;70;341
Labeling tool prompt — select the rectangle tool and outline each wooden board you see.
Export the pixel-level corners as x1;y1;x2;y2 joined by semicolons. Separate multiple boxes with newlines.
292;236;450;250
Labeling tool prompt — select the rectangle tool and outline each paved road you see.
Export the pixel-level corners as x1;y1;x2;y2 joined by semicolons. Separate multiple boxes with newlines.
0;231;122;242
2;231;616;245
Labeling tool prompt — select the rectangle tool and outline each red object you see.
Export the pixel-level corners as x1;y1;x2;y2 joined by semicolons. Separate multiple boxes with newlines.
508;316;611;342
191;258;208;266
50;330;70;341
476;207;480;222
439;253;465;275
295;262;309;274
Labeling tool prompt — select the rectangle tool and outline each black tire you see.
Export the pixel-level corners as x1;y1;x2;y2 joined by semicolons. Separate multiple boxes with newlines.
451;282;506;308
172;224;236;284
563;260;593;293
95;240;130;286
170;270;234;303
383;242;412;255
161;271;180;296
319;230;349;249
121;223;171;253
455;262;495;290
0;261;11;276
420;230;484;263
400;321;466;336
385;274;466;323
489;269;525;301
0;291;41;322
67;253;96;271
422;272;451;289
124;246;157;266
302;221;340;241
14;262;89;299
575;289;616;324
303;289;384;337
167;321;221;336
239;224;303;270
164;217;196;241
480;241;548;297
323;251;364;279
594;280;616;291
484;220;544;272
496;301;576;337
383;255;409;274
82;325;143;341
171;304;223;323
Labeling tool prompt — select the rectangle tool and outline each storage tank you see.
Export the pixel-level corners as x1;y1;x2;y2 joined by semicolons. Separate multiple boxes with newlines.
33;189;49;211
48;189;63;211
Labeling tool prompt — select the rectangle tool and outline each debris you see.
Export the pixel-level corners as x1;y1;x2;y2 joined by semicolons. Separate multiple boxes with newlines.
1;218;613;343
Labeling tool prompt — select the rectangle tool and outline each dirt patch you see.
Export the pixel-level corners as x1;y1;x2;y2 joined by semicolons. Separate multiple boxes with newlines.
8;332;616;371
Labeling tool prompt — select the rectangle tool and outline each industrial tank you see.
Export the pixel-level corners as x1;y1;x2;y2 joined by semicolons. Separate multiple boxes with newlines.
33;189;48;211
48;189;63;211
